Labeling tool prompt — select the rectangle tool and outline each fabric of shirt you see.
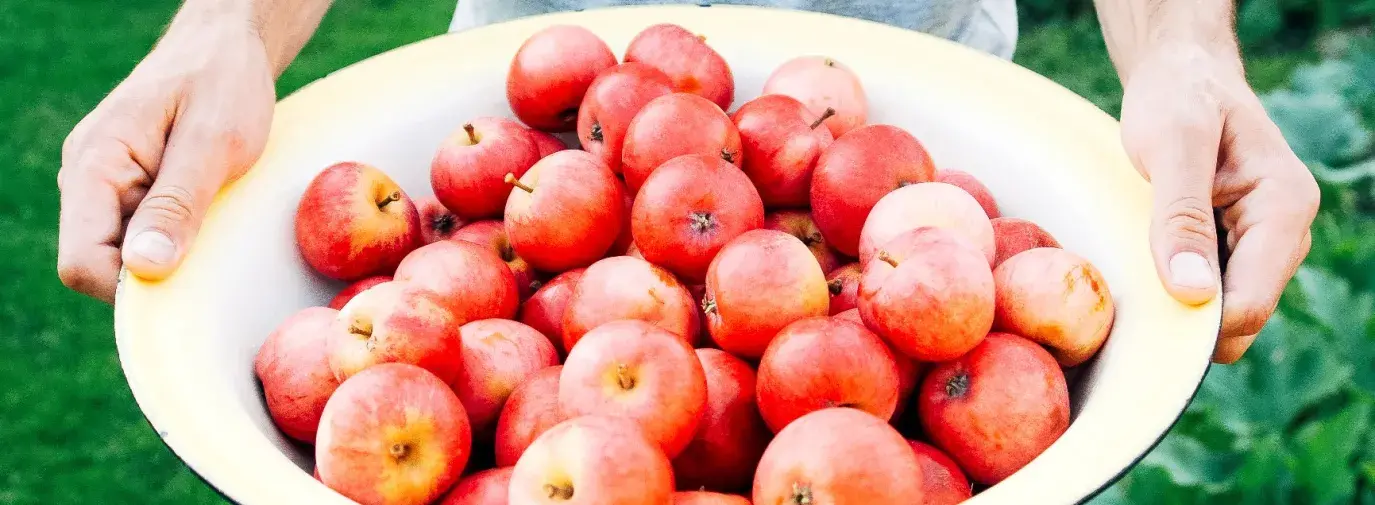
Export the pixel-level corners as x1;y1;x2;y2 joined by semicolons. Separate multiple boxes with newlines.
448;0;1019;59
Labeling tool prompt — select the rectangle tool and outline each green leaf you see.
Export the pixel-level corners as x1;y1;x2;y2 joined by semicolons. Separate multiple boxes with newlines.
1291;399;1372;504
1289;267;1375;390
1233;434;1295;505
1262;88;1372;165
1239;0;1285;46
1138;433;1237;492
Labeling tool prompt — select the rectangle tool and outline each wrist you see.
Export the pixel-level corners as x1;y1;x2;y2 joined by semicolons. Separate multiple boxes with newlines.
160;0;329;77
1098;0;1244;86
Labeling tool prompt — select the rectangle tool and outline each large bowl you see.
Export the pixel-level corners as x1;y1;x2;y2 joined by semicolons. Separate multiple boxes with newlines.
113;5;1221;504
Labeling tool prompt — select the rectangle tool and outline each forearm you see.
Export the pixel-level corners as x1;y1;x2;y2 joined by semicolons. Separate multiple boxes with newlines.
162;0;334;76
1093;0;1243;84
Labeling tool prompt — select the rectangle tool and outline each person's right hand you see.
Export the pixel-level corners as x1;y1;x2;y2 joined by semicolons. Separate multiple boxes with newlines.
58;20;275;303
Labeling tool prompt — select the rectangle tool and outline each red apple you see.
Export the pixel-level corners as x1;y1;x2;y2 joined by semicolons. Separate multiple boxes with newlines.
858;227;995;362
672;349;772;493
393;240;520;323
624;23;734;110
752;408;922;504
607;184;635;257
632;154;764;284
508;415;674;505
687;283;712;345
526;129;568;158
834;308;861;324
494;365;564;468
890;348;924;423
763;210;839;274
327;281;465;384
762;56;867;137
453;319;558;438
316;363;472;505
908;440;973;505
431;117;540;220
504;150;625;272
810;124;935;256
517;268;583;355
621;92;742;192
437;467;513;505
329;276;392;310
757;317;900;432
825;263;860;315
452;220;540;300
255;306;341;444
858;181;996;265
562;256;699;350
731;94;835;208
935;169;999;219
417;196;465;244
558;320;707;458
295;161;421;281
919;332;1071;485
506;25;616;132
993;247;1114;366
673;491;751;505
577;62;675;173
991;217;1061;267
703;230;828;359
625;241;644;259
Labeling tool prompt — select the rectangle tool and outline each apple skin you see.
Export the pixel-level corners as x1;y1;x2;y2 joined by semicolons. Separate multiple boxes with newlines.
393;240;520;323
453;319;559;439
329;276;392;311
508;415;675;505
833;308;861;324
621;92;743;193
992;247;1115;367
416;196;465;245
558;320;709;458
505;149;625;272
991;217;1061;267
516;268;584;356
577;62;676;174
703;230;829;359
672;491;751;505
436;467;513;505
506;24;617;132
493;365;564;468
756;316;901;432
731;94;835;208
935;169;1000;219
526;129;568;159
763;210;839;274
254;306;341;444
624;23;735;110
919;332;1071;485
809;124;935;256
452;220;541;300
762;56;867;138
907;440;974;505
295;161;421;281
607;185;635;257
672;349;772;493
857;181;996;266
752;407;923;504
632;154;765;284
316;363;472;505
858;227;995;362
327;281;465;385
561;256;699;350
825;263;860;315
431;117;541;221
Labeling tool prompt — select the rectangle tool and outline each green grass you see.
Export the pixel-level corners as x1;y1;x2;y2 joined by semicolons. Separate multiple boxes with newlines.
0;1;1330;503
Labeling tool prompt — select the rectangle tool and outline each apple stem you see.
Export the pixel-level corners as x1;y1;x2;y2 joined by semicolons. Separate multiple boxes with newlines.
827;279;843;296
616;363;636;390
505;173;535;193
701;295;717;316
809;108;837;130
463;123;477;144
790;482;814;505
877;251;898;267
377;191;402;210
543;483;575;500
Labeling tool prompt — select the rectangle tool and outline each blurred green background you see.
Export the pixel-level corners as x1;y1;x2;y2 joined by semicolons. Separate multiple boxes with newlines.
3;0;1374;503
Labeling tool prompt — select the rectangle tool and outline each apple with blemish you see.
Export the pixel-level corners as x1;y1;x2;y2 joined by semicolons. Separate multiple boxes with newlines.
452;220;540;300
452;319;558;438
506;25;617;132
504;150;625;272
316;363;472;505
632;154;765;284
858;181;996;265
935;169;1000;219
621;93;743;192
764;210;839;274
825;263;860;315
756;316;900;432
752;407;922;504
703;230;829;359
508;415;674;505
295;161;421;281
810;124;935;256
517;269;583;355
672;349;771;492
329;276;391;310
326;281;464;384
494;365;564;467
436;467;512;505
393;240;519;323
908;440;974;505
625;23;735;110
762;56;867;137
255;306;341;444
993;247;1114;366
991;217;1061;267
431;117;540;220
416;196;465;244
732;95;836;208
562;256;699;350
577;62;675;173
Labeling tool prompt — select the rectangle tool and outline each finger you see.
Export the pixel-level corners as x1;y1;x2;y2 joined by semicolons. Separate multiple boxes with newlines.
1218;190;1314;339
57;157;132;303
1213;333;1257;364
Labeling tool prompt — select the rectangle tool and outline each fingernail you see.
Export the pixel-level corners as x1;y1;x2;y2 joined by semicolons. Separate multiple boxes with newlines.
1169;252;1215;290
128;230;176;266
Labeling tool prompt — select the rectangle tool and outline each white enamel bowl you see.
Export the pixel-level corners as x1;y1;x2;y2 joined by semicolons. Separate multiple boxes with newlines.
113;5;1221;504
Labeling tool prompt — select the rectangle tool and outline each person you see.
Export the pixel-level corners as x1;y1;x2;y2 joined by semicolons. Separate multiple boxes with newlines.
57;0;1319;365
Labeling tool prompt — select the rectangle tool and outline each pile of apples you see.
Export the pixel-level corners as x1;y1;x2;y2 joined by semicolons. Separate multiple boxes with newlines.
255;21;1116;505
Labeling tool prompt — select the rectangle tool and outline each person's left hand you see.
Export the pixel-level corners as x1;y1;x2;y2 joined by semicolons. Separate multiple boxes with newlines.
1118;44;1320;364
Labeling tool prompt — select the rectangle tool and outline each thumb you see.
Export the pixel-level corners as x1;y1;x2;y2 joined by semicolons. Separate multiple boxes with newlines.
121;125;231;280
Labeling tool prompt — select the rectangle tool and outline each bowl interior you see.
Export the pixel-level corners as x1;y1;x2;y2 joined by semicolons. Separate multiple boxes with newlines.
114;5;1220;504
